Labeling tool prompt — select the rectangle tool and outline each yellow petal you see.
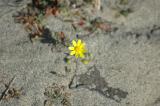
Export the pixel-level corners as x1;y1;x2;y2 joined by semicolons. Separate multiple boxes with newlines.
80;42;85;48
72;40;77;46
68;47;74;50
77;39;82;46
70;51;75;55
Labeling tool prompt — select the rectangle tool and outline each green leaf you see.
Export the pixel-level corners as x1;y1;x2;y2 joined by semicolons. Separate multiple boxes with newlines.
81;59;90;64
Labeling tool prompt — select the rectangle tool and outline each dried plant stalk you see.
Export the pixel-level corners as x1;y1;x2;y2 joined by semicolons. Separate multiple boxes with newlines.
93;0;101;10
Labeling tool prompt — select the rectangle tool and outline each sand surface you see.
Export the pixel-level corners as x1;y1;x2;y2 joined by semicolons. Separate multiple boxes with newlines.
0;0;160;106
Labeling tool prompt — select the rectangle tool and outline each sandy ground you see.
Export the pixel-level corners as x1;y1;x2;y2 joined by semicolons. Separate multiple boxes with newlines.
0;0;160;106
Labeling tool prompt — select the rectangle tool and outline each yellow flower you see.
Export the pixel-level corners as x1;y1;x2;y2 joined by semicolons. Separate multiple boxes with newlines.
68;39;86;58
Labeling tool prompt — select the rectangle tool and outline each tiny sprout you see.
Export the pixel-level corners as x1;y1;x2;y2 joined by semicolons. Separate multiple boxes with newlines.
64;57;70;64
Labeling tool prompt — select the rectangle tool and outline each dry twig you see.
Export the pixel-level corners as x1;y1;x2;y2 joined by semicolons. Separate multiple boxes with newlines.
0;76;16;102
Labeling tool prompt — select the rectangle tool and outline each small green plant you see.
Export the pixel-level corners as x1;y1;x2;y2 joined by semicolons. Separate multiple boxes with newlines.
119;8;133;17
119;0;129;5
44;83;71;106
114;0;133;17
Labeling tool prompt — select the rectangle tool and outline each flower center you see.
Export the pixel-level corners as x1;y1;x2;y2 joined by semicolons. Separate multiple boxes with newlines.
75;46;81;53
